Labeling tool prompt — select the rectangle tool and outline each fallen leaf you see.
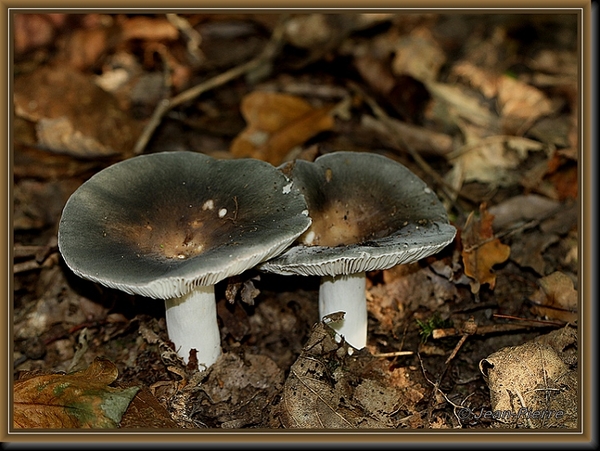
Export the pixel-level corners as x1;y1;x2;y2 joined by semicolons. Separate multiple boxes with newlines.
529;49;578;77
448;134;547;187
496;74;555;134
479;327;577;428
509;230;559;275
14;66;142;158
353;53;396;96
367;263;457;335
119;16;179;41
461;204;511;293
58;26;112;71
391;26;446;83
530;271;578;323
424;81;498;129
13;13;67;56
119;386;180;429
545;154;578;201
14;357;139;429
187;352;284;428
450;60;499;99
230;91;335;165
284;14;333;49
487;194;560;231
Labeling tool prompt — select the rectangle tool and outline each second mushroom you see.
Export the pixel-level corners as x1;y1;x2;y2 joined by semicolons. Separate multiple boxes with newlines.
259;151;456;350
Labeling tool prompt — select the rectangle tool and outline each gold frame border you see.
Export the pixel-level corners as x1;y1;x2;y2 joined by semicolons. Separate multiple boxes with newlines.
2;1;594;445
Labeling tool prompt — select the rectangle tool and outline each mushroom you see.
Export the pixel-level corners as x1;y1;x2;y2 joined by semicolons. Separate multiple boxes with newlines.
58;151;311;369
259;151;456;349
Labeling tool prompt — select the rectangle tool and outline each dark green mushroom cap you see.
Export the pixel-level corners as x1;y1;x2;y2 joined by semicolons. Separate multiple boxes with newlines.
58;151;311;299
259;151;456;277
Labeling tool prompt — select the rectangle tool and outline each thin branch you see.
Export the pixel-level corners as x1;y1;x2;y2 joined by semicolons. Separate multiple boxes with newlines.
432;318;562;340
372;350;414;358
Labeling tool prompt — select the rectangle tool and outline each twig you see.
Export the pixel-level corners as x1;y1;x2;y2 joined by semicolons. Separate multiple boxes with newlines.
166;13;204;65
432;316;562;340
133;15;289;155
492;313;566;326
417;351;452;426
444;316;477;365
372;350;414;358
13;252;59;274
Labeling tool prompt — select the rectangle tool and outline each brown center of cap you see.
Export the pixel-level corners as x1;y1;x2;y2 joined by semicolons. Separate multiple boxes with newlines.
111;195;242;261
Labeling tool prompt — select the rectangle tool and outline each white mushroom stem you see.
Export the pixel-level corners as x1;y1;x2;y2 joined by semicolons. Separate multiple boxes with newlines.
164;285;221;370
318;272;367;349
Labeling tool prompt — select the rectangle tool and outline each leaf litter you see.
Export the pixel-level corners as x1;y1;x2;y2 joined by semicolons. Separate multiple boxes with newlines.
11;12;580;431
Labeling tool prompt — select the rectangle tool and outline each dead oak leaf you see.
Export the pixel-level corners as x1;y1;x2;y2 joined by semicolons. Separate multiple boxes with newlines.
530;271;578;323
461;204;511;293
450;60;499;99
230;91;335;165
497;74;555;135
391;26;446;83
14;357;139;429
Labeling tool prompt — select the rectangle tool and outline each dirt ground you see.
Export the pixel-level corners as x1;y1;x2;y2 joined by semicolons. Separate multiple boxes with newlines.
11;12;580;434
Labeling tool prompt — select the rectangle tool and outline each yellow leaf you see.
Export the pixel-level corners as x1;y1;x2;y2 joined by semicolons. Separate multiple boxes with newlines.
13;357;139;429
230;91;335;165
461;204;511;293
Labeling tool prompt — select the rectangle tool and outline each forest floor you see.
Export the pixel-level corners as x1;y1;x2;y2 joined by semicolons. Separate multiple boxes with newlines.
12;11;580;434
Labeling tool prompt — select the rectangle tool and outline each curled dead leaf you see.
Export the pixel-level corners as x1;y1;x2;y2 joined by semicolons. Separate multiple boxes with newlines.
461;204;511;293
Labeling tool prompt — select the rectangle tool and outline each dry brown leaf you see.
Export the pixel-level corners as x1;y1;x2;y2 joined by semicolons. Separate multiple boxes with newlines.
353;54;396;96
119;386;180;429
230;91;335;165
14;357;139;429
59;27;112;71
496;75;555;134
185;352;284;428
530;49;578;77
448;135;546;187
13;13;67;55
425;81;498;129
530;271;578;323
450;60;499;98
509;230;559;275
120;16;179;41
367;263;457;335
479;327;577;428
461;204;511;293
487;194;560;231
546;154;578;201
13;66;142;158
391;26;446;82
284;14;333;49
